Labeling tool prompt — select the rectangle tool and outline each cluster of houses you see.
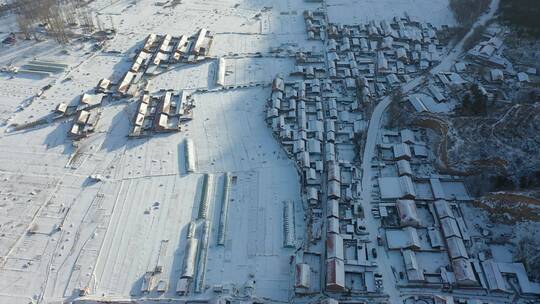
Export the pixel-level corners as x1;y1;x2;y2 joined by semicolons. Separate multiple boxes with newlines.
374;130;478;286
57;82;109;139
268;9;540;303
129;90;194;137
266;12;456;298
370;128;540;298
402;25;539;116
463;25;538;98
51;30;212;141
304;10;326;40
266;12;452;298
268;70;378;295
305;11;451;99
267;46;376;299
404;24;539;118
118;30;214;96
68;108;101;139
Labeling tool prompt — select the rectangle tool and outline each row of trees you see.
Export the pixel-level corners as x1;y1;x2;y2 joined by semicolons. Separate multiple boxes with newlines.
460;84;489;115
387;89;406;129
449;0;491;43
500;0;540;37
11;0;95;43
449;0;491;26
515;237;540;281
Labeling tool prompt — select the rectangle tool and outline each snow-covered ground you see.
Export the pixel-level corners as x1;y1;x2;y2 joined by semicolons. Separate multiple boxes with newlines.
0;0;314;302
4;0;533;303
326;0;456;26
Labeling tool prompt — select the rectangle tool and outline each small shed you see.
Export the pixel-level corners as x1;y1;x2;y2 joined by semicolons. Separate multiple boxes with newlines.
327;161;341;182
490;69;504;82
306;186;318;201
517;72;529;82
396;200;421;227
272;77;285;92
403;249;425;282
55;103;68;114
307;138;322;154
399;176;416;199
76;110;90;125
327;180;341;199
326;259;345;292
452;258;478;286
326;234;344;260
327;217;340;234
393;143;412;160
397;159;412;176
441;217;461;238
400;129;415;144
327;199;340;219
434;200;454;219
446;236;468;259
295;263;311;289
430;178;446;200
97;78;111;91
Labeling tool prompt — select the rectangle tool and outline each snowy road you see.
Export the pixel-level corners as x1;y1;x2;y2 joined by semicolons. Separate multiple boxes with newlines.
358;0;500;301
432;0;501;74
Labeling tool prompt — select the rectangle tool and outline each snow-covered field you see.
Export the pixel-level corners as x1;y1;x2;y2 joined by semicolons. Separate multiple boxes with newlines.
326;0;456;26
0;0;313;301
4;0;517;303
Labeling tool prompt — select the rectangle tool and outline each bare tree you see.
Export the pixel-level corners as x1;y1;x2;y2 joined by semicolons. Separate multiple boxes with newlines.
11;0;95;44
387;89;405;129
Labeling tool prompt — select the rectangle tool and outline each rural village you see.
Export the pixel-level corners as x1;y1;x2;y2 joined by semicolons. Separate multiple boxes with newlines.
0;0;539;304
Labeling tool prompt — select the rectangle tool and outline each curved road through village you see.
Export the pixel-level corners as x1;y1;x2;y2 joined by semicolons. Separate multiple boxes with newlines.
358;0;500;301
